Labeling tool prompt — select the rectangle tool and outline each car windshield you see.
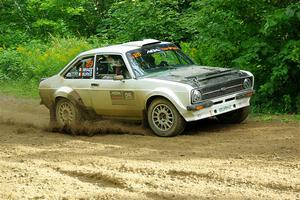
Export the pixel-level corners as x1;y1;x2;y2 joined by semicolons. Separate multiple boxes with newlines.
126;44;194;77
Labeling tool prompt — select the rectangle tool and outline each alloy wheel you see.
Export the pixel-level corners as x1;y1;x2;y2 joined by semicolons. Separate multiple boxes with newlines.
151;104;174;131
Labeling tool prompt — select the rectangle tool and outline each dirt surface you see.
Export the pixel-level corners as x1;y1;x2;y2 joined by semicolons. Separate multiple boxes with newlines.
0;95;299;200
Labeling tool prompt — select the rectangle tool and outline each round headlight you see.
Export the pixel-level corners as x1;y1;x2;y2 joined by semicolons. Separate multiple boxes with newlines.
243;78;251;89
192;90;202;103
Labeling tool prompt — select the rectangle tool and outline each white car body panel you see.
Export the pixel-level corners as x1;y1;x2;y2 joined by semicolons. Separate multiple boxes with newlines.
39;39;254;124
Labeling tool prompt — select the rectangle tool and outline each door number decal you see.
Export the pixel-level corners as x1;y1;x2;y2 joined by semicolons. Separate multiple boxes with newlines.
110;91;135;100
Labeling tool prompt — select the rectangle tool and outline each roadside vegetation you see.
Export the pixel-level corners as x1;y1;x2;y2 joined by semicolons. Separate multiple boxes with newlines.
250;113;300;122
0;0;299;114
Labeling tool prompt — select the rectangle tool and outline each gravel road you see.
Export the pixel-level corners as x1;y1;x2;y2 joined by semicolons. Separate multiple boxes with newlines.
0;95;299;200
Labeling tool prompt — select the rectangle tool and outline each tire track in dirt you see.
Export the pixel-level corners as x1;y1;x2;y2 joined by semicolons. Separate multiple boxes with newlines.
1;95;300;199
167;169;299;193
39;156;299;199
55;169;127;189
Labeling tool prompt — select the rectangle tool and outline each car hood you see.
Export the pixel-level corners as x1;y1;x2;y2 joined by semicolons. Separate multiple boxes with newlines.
144;65;248;88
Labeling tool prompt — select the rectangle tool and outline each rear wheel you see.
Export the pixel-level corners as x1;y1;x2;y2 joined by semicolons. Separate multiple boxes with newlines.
147;98;186;137
216;106;250;123
55;98;82;128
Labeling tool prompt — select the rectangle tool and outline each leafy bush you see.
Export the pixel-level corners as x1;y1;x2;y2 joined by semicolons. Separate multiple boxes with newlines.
99;0;300;113
0;37;94;82
0;0;299;113
97;0;188;42
0;49;24;80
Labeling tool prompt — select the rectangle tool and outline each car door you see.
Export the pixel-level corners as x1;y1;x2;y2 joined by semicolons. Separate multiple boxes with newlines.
63;56;95;107
89;54;142;119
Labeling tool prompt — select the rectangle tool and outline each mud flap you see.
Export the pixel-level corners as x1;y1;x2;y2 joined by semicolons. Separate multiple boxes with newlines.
48;105;60;131
141;109;149;128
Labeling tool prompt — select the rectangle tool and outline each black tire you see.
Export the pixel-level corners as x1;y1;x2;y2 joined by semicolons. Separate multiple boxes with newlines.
147;98;186;137
216;106;250;124
55;98;82;129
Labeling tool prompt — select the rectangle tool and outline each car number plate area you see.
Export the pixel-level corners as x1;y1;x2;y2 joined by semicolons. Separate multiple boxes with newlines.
218;104;233;113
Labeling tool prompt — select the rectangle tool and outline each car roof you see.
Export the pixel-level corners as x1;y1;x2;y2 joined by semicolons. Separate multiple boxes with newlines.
79;39;171;56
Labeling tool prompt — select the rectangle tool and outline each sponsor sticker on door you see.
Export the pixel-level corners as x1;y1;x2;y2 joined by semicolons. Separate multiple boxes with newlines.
110;91;135;100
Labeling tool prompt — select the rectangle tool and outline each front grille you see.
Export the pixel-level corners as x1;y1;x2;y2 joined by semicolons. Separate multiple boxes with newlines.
199;78;250;100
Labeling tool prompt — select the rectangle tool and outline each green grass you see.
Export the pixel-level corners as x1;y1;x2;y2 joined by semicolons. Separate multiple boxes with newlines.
250;113;300;122
0;80;39;99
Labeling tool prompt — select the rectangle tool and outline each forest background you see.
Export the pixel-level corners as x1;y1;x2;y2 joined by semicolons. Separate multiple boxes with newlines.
0;0;299;114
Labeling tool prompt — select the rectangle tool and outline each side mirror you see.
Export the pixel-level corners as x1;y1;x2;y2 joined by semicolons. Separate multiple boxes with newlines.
113;75;124;81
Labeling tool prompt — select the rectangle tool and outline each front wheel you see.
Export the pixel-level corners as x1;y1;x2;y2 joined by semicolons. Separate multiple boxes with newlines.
216;106;250;124
147;98;186;137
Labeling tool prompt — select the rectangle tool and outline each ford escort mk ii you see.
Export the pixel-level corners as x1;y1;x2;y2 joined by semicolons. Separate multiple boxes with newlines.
39;39;254;136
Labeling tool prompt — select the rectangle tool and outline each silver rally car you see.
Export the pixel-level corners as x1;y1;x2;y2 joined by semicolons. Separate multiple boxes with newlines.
39;39;254;137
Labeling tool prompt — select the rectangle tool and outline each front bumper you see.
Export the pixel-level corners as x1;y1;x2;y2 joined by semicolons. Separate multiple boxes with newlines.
182;90;254;122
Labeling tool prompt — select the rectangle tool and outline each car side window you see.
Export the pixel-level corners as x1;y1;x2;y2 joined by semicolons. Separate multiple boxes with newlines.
95;55;130;79
65;56;94;79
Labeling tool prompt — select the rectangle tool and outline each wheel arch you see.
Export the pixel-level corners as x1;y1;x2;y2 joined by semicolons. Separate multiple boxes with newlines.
146;95;173;110
145;89;187;116
53;87;85;107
